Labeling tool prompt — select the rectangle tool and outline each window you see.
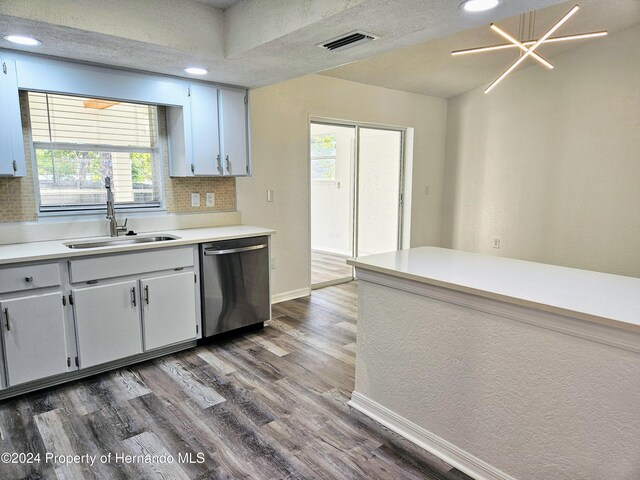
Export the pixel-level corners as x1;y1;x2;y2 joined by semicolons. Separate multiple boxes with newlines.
27;92;162;212
310;133;337;181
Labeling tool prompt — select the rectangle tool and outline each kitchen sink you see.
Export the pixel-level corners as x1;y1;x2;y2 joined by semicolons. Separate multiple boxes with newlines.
64;234;180;249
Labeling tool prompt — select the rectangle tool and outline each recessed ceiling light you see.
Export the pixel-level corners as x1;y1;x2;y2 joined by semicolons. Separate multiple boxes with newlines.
461;0;500;12
3;35;41;46
184;67;208;75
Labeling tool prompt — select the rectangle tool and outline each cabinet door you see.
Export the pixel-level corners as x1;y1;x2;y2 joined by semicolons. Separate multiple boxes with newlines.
1;293;68;386
140;272;197;351
73;280;142;368
190;83;221;176
167;105;193;177
0;58;25;177
218;88;249;176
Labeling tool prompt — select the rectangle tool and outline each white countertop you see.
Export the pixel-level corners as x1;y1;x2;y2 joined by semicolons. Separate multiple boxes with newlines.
0;225;274;265
348;247;640;332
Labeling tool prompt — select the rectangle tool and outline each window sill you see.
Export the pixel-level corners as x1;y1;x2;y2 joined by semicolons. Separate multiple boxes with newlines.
36;207;168;222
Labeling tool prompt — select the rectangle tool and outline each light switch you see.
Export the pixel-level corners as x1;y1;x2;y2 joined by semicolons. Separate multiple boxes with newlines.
191;193;200;207
267;189;274;202
491;237;501;249
206;192;215;207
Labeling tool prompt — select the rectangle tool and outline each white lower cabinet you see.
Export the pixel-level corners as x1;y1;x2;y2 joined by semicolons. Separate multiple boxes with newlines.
1;293;68;386
0;246;205;398
73;280;143;369
140;271;197;351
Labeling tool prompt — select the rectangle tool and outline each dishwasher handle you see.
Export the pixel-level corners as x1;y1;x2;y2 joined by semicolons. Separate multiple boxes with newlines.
203;244;267;256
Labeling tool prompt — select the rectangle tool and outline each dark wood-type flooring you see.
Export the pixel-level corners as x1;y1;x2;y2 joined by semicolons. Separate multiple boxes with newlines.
0;282;472;480
311;250;353;286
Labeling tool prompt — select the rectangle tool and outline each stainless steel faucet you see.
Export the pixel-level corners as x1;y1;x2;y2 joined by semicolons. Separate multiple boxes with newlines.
104;176;128;237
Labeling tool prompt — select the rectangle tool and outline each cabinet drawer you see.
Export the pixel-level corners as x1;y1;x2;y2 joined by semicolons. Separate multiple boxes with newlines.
69;247;194;284
0;263;60;294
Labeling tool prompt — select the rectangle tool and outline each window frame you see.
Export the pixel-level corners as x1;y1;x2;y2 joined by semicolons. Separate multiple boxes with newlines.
25;90;165;217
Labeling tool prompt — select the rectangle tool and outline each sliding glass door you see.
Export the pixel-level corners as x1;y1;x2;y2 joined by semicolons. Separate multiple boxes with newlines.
310;123;356;286
357;127;403;256
310;121;404;288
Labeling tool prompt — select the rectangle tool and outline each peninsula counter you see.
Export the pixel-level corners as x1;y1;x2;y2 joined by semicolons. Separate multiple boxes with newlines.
348;247;640;480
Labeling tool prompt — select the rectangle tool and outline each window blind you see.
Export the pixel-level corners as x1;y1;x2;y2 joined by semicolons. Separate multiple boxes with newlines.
27;92;162;211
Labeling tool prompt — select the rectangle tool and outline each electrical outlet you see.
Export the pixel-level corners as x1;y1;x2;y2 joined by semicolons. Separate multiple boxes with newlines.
206;192;215;207
191;193;200;207
271;257;276;270
491;237;501;249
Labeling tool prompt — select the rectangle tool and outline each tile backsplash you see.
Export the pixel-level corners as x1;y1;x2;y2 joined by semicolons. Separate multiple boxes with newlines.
0;93;37;223
159;107;235;213
0;96;235;223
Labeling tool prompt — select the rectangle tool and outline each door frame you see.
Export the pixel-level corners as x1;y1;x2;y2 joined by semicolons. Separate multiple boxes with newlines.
308;116;407;290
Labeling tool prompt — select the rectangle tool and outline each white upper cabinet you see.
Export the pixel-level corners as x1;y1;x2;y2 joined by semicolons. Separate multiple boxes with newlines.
190;83;221;176
0;58;25;177
168;83;250;177
219;88;250;176
0;52;249;179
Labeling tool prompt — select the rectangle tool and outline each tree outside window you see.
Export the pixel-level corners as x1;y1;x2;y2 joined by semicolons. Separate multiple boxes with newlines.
311;133;337;182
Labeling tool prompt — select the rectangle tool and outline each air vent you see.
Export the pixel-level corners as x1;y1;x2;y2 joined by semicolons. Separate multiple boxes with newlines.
318;31;378;52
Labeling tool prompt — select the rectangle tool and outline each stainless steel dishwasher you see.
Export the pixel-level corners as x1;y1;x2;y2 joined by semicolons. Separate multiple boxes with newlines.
200;236;270;337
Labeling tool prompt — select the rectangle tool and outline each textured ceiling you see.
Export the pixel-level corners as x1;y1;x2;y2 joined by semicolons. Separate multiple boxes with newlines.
0;0;568;89
320;0;640;98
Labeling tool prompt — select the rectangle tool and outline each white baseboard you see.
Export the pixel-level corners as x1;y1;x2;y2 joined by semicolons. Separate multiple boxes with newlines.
348;392;516;480
272;287;311;304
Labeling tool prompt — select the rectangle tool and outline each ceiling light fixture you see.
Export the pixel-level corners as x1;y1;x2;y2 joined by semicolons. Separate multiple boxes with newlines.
3;35;41;46
461;0;500;13
490;23;554;69
485;5;579;93
184;67;208;75
451;31;608;55
451;4;608;93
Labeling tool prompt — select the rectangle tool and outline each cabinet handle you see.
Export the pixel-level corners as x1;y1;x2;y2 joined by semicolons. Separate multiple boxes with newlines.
4;308;10;331
2;62;6;75
144;285;149;305
25;276;33;283
131;287;137;307
217;154;222;174
203;244;267;255
225;155;231;173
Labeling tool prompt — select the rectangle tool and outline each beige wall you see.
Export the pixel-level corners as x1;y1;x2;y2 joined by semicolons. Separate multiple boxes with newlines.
239;74;448;297
442;25;640;277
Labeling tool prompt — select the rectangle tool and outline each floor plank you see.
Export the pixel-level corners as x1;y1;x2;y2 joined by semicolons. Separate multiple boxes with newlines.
195;348;238;374
157;357;226;409
311;250;353;285
34;409;94;480
0;282;472;480
122;431;191;480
